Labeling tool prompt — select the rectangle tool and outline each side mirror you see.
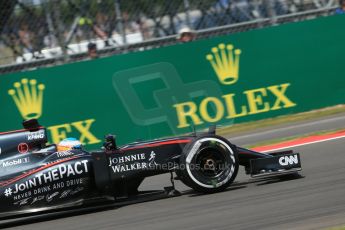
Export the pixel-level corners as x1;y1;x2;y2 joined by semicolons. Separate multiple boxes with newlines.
103;134;117;151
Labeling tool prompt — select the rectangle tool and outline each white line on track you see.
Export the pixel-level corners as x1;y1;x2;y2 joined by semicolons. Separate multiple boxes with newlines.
261;134;345;153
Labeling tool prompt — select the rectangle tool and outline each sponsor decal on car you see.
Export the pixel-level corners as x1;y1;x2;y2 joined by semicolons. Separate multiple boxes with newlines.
27;130;45;141
279;155;299;166
56;151;75;158
0;157;30;168
59;187;84;199
108;153;146;166
18;143;29;154
148;151;158;167
6;178;87;206
14;197;31;206
59;189;71;199
108;151;158;173
10;186;87;207
3;160;88;201
31;195;45;205
46;192;59;203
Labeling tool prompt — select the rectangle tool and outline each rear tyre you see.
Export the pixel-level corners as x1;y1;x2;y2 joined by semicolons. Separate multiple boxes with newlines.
177;135;239;193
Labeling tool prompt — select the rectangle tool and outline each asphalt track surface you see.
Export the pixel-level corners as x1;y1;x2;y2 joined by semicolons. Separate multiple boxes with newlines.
3;114;345;230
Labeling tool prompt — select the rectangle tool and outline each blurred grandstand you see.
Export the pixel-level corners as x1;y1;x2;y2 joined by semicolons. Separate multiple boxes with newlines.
0;0;339;73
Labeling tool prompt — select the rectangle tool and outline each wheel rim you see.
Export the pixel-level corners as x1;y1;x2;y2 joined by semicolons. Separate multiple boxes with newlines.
186;138;236;188
195;147;227;179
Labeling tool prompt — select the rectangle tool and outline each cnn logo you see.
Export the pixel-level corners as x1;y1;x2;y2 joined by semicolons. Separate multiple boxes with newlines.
279;155;299;166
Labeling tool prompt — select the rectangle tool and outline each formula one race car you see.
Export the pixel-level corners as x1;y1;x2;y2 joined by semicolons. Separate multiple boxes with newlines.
0;119;302;219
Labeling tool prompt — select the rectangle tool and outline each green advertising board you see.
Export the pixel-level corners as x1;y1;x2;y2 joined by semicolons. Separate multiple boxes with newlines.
1;15;345;149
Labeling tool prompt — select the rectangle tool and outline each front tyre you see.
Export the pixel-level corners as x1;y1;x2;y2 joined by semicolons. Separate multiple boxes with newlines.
177;135;239;193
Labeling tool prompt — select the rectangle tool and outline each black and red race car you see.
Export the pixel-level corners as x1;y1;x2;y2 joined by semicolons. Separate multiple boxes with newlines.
0;119;301;219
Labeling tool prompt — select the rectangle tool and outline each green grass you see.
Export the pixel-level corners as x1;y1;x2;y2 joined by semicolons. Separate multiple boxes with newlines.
244;128;345;149
217;104;345;137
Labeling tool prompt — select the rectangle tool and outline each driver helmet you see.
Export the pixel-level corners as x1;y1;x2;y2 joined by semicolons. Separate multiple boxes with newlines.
57;138;82;151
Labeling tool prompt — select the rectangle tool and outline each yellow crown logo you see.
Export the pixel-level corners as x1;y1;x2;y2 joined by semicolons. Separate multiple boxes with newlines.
206;43;242;85
8;78;45;119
